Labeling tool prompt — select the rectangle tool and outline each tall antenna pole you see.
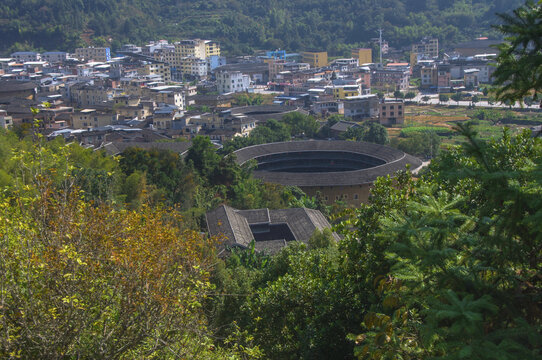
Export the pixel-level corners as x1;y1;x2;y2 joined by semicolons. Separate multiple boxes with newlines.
379;28;383;65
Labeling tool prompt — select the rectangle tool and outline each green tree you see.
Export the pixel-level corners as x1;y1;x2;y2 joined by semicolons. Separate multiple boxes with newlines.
282;112;319;138
439;93;449;103
348;127;542;359
404;91;416;100
493;1;542;106
340;122;389;145
250;119;291;143
185;136;220;178
317;114;343;138
307;228;336;250
121;170;147;207
393;90;404;100
391;130;441;158
120;147;196;208
451;92;463;104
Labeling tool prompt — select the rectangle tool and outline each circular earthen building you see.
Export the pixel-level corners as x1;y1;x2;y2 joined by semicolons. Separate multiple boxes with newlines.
234;140;422;205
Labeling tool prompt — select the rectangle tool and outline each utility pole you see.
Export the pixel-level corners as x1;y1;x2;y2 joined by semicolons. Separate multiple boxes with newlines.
378;28;383;66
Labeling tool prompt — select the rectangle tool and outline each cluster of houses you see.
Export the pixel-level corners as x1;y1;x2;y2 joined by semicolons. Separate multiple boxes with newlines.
411;37;500;92
0;37;502;150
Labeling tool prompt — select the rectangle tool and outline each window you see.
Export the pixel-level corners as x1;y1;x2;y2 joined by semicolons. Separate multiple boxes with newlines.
354;194;359;200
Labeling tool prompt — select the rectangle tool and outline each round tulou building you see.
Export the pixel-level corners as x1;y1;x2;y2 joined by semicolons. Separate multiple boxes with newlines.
234;140;423;205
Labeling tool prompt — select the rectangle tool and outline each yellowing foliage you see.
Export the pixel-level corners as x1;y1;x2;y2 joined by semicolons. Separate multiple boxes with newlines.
0;176;220;358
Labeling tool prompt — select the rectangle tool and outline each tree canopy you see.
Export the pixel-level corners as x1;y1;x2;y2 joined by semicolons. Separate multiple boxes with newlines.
0;0;525;55
493;0;542;106
340;122;389;145
209;125;542;359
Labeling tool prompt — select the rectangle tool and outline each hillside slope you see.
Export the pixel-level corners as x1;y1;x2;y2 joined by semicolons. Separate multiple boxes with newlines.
0;0;524;55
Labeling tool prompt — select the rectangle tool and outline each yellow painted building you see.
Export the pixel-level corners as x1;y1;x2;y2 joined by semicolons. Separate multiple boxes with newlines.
410;52;418;66
140;63;171;82
175;39;206;60
351;48;372;64
301;51;328;68
205;41;221;57
332;85;360;100
152;48;176;65
171;39;219;76
411;38;439;58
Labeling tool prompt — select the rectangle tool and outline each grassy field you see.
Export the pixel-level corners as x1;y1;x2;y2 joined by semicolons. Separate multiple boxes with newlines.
393;104;542;147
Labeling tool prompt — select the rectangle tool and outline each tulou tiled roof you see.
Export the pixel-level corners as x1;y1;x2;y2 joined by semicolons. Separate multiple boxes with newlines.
206;205;338;255
205;205;254;249
233;140;422;187
0;80;38;93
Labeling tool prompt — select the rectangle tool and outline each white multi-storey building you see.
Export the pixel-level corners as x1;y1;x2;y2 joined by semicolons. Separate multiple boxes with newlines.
41;52;68;64
11;52;40;62
181;56;208;77
216;70;251;94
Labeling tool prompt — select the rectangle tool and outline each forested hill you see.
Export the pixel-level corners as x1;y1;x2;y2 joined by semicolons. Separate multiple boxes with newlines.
0;0;524;55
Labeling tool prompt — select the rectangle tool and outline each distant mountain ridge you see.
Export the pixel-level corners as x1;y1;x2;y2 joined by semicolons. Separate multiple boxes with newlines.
0;0;524;55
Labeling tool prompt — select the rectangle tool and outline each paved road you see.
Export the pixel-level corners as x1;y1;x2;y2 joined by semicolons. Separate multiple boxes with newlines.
413;160;431;175
409;94;541;110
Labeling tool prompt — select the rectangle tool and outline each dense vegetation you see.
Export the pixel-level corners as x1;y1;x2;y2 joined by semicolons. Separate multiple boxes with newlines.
2;117;540;359
209;125;542;359
0;0;524;55
1;2;541;358
0;132;285;358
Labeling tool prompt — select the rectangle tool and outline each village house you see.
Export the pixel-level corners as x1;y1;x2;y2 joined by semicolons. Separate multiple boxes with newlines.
379;100;405;126
340;94;380;120
71;109;118;129
351;48;372;64
68;83;111;107
0;109;13;129
216;70;251;94
75;47;111;62
411;38;439;59
372;66;410;90
10;52;40;63
301;51;328;68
